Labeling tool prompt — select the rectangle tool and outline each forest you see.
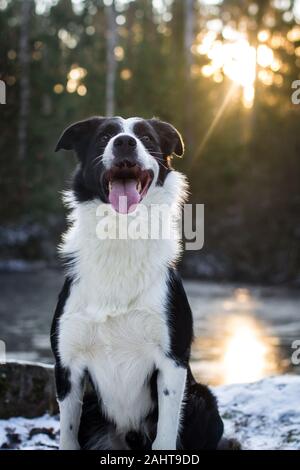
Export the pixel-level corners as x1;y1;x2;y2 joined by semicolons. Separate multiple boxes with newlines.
1;0;300;283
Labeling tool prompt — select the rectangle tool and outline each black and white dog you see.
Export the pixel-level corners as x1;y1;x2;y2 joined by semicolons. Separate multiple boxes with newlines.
51;116;224;450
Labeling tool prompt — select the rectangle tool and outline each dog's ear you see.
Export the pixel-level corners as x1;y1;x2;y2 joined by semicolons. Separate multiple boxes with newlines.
148;118;184;158
55;117;103;156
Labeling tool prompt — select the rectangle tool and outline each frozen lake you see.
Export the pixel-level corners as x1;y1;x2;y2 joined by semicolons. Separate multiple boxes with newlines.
0;269;299;385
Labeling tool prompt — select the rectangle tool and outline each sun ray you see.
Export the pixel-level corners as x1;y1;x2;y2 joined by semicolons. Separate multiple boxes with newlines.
190;82;237;168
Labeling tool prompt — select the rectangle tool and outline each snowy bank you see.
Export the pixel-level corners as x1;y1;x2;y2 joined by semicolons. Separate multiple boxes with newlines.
0;370;299;450
216;375;300;450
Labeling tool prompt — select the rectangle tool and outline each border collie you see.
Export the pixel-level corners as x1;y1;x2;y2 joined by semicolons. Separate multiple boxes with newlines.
51;116;224;450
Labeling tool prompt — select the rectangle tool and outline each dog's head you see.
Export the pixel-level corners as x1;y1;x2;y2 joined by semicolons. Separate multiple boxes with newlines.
56;116;184;213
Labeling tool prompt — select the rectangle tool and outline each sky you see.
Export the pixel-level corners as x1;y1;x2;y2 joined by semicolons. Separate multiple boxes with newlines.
0;0;299;21
32;0;300;20
32;0;223;15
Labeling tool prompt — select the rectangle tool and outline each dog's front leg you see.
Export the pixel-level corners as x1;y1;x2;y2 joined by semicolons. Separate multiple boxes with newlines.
152;357;187;450
55;365;84;450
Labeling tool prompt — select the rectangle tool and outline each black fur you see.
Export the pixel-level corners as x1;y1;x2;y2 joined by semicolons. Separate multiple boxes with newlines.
50;277;73;401
166;268;194;367
179;369;224;450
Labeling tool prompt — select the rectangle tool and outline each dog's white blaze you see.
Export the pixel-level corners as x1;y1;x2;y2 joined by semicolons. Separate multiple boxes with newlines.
102;117;160;187
58;164;188;448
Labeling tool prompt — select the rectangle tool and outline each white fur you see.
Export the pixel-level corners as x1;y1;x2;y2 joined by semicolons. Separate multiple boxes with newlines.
61;170;187;320
153;360;187;450
57;121;189;449
59;371;82;450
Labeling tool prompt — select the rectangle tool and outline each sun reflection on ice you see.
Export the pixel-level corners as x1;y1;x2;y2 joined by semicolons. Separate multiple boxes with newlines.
222;315;269;384
191;288;281;385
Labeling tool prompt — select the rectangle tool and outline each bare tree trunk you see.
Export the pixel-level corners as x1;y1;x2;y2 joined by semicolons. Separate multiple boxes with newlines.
184;0;195;153
243;0;269;147
105;2;117;117
18;0;32;161
184;0;194;76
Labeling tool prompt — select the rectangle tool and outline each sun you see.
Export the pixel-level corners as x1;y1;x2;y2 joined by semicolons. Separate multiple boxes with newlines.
195;26;284;109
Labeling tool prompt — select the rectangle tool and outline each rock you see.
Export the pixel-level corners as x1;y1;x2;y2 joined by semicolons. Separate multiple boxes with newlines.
0;361;57;419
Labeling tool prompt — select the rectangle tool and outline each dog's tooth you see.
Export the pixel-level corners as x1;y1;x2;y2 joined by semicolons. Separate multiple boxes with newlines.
137;181;142;192
109;182;112;191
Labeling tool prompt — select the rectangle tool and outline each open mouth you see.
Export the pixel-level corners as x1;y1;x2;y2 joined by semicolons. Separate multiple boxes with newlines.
104;165;154;214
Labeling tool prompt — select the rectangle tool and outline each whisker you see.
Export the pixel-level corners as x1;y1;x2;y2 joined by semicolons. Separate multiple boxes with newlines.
93;154;104;167
157;159;169;171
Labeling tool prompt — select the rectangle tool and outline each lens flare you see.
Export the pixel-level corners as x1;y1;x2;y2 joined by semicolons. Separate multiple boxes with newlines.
196;25;286;109
257;44;274;68
200;34;257;109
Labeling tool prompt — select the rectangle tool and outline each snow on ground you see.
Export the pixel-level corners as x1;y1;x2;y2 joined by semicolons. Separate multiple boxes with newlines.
0;375;299;450
215;375;300;450
0;414;59;450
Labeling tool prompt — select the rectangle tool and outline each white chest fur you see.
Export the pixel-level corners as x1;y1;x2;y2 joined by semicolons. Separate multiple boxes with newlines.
58;171;186;432
59;307;166;430
59;227;172;430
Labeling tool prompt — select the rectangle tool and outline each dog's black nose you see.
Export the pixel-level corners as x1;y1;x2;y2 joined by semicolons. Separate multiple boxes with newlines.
113;135;137;164
113;135;137;151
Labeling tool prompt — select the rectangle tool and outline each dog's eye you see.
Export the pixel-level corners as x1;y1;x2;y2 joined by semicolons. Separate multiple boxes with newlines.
142;135;151;143
100;135;110;143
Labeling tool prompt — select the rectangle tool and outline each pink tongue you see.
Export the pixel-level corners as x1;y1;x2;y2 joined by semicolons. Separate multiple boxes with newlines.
109;179;141;213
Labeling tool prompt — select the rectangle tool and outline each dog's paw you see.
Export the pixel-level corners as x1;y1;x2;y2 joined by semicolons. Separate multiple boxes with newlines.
59;439;80;450
152;438;176;451
217;437;242;450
